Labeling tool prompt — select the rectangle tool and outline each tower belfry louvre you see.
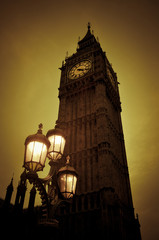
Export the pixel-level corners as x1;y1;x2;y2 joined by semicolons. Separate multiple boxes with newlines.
55;24;141;239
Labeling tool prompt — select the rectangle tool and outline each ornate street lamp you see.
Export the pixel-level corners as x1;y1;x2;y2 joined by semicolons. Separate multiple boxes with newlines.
24;123;50;173
46;127;66;162
22;124;77;225
57;156;78;199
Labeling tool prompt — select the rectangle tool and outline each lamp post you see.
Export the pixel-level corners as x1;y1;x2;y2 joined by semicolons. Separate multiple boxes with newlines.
23;123;78;226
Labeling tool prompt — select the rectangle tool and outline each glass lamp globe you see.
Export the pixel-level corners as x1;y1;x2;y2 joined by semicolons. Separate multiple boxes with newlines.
46;127;66;161
24;124;50;173
57;156;78;199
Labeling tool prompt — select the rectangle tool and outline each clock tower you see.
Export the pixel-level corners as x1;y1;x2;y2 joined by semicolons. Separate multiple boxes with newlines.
56;23;141;240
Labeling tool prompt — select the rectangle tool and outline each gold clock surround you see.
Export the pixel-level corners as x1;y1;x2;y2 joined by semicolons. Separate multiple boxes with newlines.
68;60;92;80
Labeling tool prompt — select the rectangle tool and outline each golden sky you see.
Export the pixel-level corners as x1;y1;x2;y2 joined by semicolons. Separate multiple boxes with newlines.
0;0;159;239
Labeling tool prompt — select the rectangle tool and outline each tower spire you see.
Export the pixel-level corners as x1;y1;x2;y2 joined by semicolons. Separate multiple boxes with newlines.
77;22;98;51
4;177;14;207
87;22;91;31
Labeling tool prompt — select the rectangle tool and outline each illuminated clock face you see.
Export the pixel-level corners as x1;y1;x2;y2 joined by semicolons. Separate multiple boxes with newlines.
68;60;92;80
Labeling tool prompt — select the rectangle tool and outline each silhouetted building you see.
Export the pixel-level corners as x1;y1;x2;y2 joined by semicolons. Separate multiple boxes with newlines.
14;170;27;212
3;177;13;208
55;23;141;240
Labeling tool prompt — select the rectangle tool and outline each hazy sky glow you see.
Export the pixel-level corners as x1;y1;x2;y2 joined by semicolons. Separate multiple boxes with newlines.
0;1;159;239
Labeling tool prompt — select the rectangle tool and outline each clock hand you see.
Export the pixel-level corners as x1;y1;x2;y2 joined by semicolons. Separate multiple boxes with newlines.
77;68;85;71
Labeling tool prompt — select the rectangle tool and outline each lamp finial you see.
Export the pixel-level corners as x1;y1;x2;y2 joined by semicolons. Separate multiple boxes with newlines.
38;123;43;134
66;155;70;165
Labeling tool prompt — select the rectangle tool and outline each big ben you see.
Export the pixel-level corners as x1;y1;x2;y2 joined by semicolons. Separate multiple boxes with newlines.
55;23;141;240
